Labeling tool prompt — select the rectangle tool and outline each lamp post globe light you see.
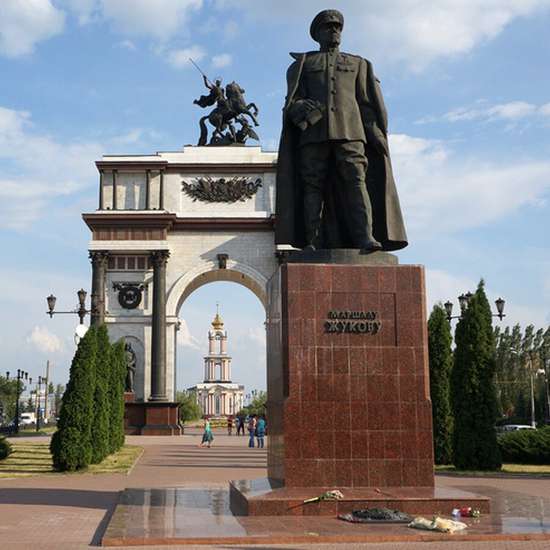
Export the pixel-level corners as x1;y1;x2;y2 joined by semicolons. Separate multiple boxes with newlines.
46;288;91;325
444;293;506;323
6;369;28;435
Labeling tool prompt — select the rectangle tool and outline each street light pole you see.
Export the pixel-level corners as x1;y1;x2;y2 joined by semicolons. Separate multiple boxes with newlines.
545;359;550;425
528;355;536;429
36;376;42;433
444;293;506;323
6;369;28;435
46;289;92;324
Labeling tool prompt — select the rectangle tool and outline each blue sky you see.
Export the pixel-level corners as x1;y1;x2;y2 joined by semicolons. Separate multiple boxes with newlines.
1;0;549;393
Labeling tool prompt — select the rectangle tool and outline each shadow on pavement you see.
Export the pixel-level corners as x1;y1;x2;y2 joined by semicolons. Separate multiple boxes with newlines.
0;487;119;509
0;487;121;547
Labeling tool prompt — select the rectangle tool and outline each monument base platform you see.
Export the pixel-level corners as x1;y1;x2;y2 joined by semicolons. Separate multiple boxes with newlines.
229;478;490;517
124;401;182;435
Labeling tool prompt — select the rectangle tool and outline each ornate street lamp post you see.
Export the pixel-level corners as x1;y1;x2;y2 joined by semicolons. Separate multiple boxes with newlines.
35;376;43;433
46;289;91;324
444;292;506;323
511;350;547;428
6;369;28;435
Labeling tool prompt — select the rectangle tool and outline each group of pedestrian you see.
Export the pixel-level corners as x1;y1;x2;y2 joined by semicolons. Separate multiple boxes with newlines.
198;414;267;449
247;414;266;448
225;415;245;435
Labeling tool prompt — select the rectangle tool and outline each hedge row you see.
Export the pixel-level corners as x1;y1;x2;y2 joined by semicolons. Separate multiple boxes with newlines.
498;427;550;464
50;326;126;471
0;435;12;460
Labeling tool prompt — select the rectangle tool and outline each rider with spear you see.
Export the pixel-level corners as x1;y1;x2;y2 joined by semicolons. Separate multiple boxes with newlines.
191;58;226;109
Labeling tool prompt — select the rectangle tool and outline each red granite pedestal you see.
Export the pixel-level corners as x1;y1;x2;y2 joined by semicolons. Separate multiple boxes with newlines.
125;401;181;435
230;261;489;515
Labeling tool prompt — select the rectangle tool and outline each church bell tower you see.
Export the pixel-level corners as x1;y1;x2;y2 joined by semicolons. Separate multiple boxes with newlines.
203;308;232;383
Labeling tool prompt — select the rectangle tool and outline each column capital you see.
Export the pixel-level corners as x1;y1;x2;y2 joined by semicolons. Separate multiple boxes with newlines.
89;250;109;266
89;250;109;327
150;250;170;268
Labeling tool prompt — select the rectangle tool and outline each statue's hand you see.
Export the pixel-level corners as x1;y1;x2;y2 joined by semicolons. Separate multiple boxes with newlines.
288;99;325;130
366;124;389;156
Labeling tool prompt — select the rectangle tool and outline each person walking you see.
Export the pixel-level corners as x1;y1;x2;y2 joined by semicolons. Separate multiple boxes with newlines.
247;415;256;448
256;415;266;449
237;414;245;436
198;419;214;448
227;416;233;436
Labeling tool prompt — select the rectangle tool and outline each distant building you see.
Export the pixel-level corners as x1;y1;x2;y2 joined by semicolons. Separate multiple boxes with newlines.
188;309;244;417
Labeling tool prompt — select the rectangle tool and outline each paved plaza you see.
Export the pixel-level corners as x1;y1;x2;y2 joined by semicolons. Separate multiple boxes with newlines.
1;430;549;549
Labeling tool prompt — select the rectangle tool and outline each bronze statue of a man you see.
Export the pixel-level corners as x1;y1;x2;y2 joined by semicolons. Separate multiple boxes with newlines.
124;343;136;393
275;9;408;251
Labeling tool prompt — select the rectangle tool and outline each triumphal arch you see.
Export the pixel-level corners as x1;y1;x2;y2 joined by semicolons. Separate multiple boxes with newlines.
83;146;278;434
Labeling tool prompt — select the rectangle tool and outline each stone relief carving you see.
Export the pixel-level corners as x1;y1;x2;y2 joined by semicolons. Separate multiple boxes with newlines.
181;176;262;203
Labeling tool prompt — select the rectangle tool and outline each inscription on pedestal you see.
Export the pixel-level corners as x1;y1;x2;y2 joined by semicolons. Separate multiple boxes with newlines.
324;310;381;334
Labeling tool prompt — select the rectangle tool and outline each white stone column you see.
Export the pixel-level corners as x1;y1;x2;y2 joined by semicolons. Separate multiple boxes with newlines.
209;333;215;354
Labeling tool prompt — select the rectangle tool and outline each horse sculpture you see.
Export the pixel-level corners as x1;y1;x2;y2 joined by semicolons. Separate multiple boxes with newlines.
197;81;259;146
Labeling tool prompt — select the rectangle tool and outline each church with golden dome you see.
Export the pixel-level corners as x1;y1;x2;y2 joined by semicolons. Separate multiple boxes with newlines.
188;307;245;417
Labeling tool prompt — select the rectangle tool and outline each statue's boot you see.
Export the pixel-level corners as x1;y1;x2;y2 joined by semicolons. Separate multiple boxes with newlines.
360;238;383;252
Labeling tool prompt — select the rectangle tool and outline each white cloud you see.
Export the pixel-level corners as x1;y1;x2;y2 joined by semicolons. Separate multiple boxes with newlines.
26;325;63;354
63;0;204;40
0;0;65;57
100;0;203;40
61;0;99;25
117;39;136;51
177;318;201;349
212;53;232;68
421;100;549;124
166;45;206;69
390;133;550;236
0;105;163;230
487;101;538;120
0;106;103;230
426;269;549;328
215;0;550;70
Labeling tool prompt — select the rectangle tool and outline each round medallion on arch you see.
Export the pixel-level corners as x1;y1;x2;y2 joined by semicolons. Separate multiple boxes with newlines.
113;282;145;309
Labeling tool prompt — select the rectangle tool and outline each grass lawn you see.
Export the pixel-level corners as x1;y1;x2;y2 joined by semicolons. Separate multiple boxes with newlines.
435;464;550;476
8;426;57;437
0;441;143;478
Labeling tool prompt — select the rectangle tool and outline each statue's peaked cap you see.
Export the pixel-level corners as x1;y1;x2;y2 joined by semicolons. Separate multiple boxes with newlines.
310;9;344;41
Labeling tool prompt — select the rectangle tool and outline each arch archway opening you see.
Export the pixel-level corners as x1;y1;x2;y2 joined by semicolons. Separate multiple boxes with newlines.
175;278;267;422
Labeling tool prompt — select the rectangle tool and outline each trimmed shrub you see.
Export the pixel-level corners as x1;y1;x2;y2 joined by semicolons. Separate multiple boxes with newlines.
428;304;454;465
50;327;97;471
451;281;502;470
108;340;126;454
90;325;111;464
0;436;12;460
498;427;550;464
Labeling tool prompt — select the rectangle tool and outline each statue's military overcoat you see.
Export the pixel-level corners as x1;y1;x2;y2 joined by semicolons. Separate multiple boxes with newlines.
275;51;408;250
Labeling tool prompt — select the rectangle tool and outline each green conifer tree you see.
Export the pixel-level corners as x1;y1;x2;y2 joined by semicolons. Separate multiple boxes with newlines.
451;281;502;470
428;304;454;464
108;340;126;453
50;327;97;471
90;325;111;463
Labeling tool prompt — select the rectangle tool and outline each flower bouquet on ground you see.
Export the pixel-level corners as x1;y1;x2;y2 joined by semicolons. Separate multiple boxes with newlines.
303;490;344;504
